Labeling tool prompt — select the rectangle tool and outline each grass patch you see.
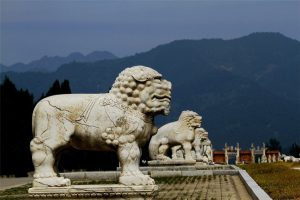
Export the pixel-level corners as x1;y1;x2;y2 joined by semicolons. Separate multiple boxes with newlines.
0;184;31;196
154;176;170;184
0;184;31;200
239;162;300;199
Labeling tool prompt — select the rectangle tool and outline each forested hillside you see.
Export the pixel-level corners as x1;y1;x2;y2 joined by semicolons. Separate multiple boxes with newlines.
2;32;300;148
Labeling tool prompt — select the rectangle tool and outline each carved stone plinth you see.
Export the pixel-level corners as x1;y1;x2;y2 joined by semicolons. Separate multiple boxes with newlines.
148;160;196;166
195;162;208;166
28;184;158;199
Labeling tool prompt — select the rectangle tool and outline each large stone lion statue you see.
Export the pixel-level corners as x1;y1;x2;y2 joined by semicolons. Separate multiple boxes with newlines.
30;66;171;187
149;110;202;161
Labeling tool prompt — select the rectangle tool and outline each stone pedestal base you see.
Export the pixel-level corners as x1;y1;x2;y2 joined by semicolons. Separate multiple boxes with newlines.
195;162;209;167
28;184;158;199
148;160;196;166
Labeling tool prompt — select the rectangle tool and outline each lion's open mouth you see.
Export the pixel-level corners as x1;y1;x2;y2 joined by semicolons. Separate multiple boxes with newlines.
152;94;171;102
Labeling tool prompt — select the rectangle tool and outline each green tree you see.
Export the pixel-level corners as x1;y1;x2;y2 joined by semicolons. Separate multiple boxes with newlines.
0;77;34;176
289;143;300;158
45;80;61;97
0;78;74;176
40;79;72;100
61;80;71;94
266;138;282;152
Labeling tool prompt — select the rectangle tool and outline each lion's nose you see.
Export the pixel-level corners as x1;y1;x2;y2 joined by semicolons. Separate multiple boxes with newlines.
162;80;172;90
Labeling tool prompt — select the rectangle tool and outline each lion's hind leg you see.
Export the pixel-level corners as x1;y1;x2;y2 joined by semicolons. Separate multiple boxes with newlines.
156;137;171;160
30;137;56;178
30;137;71;187
31;102;72;187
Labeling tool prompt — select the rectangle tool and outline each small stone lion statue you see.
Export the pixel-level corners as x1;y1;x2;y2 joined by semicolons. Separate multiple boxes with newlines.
30;65;171;187
193;128;213;164
149;110;202;161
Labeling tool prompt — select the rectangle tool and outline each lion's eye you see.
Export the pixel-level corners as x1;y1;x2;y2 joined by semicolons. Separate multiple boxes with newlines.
153;78;161;83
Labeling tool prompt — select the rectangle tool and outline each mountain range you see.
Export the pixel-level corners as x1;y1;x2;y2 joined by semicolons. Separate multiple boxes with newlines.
1;32;299;149
0;51;117;72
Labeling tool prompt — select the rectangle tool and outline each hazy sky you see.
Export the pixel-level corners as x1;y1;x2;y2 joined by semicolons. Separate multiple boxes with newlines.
1;0;299;65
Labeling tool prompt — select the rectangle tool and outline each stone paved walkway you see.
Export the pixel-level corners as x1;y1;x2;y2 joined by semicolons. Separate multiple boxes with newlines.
155;175;252;200
0;175;252;199
293;167;300;171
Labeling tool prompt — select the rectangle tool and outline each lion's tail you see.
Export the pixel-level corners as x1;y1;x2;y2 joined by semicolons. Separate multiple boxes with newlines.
149;136;160;160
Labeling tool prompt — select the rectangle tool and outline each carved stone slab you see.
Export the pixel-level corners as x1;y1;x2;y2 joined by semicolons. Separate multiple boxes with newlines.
28;184;158;199
148;160;196;166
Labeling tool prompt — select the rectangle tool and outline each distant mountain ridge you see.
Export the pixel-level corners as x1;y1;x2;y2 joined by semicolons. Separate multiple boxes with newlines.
0;51;118;72
142;32;300;101
2;32;300;148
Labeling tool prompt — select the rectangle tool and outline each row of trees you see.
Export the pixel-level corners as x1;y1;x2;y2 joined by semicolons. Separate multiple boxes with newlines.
266;138;300;157
1;77;76;176
1;77;34;176
0;77;299;176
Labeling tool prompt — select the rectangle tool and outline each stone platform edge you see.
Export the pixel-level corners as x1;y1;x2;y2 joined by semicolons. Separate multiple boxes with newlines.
147;160;196;166
236;167;272;200
61;165;238;180
28;184;158;199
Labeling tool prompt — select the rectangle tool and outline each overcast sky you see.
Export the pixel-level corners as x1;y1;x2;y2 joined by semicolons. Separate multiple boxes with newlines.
1;0;299;65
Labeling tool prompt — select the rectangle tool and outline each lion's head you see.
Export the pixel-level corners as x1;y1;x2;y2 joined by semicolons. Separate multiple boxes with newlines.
178;110;202;129
194;127;209;142
109;66;172;115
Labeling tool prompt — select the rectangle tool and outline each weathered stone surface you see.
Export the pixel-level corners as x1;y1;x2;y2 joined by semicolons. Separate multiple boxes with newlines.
149;110;202;161
148;110;214;166
155;175;252;200
139;166;197;171
150;171;182;177
192;128;213;164
61;171;121;181
28;184;158;199
148;160;196;166
213;170;239;175
181;170;212;176
29;66;171;187
239;170;272;200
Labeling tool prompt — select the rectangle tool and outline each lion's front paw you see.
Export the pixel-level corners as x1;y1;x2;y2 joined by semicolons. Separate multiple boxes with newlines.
119;174;155;186
156;154;171;160
33;177;71;187
185;157;195;161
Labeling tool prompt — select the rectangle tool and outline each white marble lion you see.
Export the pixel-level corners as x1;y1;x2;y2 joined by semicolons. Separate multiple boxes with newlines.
148;110;202;161
194;129;213;164
30;66;171;187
